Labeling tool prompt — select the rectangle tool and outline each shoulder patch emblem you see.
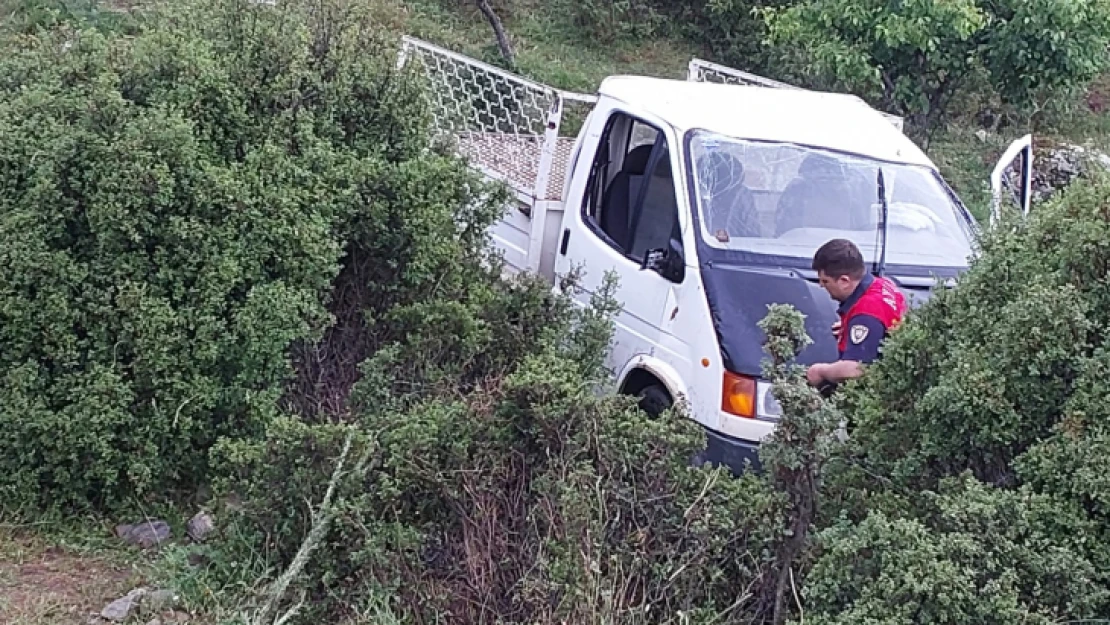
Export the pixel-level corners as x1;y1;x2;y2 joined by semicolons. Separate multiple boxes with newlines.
850;324;870;344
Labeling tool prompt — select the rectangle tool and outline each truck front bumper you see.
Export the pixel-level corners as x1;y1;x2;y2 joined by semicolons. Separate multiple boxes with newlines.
691;427;764;476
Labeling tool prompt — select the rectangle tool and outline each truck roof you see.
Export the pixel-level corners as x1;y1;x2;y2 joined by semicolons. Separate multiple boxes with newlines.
598;76;933;169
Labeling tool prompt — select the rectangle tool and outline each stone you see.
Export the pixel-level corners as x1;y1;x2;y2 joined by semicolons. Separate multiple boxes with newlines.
1028;143;1110;203
186;550;210;568
116;520;171;549
186;511;215;543
101;587;149;622
141;588;178;615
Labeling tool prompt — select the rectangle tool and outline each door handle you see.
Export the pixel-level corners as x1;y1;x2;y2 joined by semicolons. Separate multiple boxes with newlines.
559;228;570;255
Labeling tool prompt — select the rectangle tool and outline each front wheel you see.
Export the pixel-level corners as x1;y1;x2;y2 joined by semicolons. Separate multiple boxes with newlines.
636;384;672;418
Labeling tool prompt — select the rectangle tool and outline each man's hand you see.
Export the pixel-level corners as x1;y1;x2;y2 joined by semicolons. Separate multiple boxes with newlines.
831;319;842;340
806;363;828;387
810;360;866;387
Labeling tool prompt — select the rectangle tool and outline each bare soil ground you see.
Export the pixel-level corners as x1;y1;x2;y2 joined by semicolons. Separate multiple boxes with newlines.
0;526;146;624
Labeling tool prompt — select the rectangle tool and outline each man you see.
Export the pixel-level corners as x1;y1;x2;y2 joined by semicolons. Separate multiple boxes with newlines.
806;238;907;389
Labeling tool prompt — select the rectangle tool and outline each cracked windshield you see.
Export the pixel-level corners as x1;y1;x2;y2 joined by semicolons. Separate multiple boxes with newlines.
689;131;976;268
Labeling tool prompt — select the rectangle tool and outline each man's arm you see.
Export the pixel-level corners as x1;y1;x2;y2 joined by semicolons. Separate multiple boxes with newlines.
807;359;865;386
806;314;886;387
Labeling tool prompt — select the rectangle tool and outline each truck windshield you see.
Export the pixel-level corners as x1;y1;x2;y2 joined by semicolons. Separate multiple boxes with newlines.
688;131;975;269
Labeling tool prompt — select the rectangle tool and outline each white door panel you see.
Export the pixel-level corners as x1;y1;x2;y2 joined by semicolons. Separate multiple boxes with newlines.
990;134;1034;227
554;105;689;385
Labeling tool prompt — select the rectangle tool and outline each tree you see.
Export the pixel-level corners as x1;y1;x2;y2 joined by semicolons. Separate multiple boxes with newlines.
760;0;1110;141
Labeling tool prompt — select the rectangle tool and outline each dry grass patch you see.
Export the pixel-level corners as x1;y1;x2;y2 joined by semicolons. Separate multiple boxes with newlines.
0;526;146;624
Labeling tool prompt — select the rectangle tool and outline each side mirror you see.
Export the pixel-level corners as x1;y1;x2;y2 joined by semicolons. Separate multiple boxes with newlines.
641;237;685;283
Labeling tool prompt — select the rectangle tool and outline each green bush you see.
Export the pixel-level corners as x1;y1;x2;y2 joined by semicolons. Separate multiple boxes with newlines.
840;174;1110;489
206;273;785;623
0;0;131;34
804;173;1110;623
1016;344;1110;523
556;0;665;43
804;477;1108;625
0;0;501;511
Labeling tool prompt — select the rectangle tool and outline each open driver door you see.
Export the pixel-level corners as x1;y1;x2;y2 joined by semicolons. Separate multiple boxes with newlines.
989;134;1034;227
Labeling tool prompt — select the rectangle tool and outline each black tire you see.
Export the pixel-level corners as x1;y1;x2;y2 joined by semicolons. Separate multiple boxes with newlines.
636;384;673;418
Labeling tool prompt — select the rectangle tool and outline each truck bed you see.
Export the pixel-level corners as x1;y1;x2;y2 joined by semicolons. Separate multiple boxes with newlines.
400;36;904;214
455;131;578;203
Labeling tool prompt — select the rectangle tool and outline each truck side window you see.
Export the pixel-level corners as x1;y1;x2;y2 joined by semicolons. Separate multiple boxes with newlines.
582;113;681;273
628;145;679;261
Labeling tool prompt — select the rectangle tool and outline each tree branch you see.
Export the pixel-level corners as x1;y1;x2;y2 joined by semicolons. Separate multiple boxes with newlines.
475;0;515;66
252;430;362;625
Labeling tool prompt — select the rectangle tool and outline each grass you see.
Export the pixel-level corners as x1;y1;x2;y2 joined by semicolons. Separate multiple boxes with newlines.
376;0;698;92
929;126;1015;222
0;522;151;624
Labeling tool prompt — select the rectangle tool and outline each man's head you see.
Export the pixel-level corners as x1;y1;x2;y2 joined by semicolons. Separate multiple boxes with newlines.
812;238;866;302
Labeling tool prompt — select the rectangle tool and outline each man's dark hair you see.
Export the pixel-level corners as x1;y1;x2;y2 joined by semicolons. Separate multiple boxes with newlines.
812;238;866;279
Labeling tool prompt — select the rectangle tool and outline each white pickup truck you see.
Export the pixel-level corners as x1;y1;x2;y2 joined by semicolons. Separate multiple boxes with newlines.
396;36;1034;472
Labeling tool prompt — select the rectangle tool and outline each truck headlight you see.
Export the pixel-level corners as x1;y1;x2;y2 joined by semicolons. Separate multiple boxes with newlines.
722;373;782;421
757;381;782;421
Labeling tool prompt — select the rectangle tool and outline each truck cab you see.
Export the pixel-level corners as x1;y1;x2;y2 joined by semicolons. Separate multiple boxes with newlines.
552;76;989;470
397;37;1034;474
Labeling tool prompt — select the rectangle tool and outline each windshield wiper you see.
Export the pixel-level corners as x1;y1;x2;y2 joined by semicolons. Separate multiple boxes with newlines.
873;168;890;278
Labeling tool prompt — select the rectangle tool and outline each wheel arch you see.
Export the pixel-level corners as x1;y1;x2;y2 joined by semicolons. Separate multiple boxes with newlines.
616;354;688;407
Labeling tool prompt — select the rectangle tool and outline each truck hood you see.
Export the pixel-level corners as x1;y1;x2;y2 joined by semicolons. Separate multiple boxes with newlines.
701;263;839;375
700;262;938;376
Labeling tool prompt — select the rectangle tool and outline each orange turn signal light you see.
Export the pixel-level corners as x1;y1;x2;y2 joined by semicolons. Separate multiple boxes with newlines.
721;371;756;418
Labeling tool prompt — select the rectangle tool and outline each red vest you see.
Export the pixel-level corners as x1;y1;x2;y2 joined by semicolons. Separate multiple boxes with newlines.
837;276;908;354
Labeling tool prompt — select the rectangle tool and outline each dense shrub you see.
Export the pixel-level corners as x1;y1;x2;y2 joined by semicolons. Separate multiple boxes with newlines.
805;478;1108;624
802;173;1110;622
0;0;501;511
1016;343;1110;523
206;274;787;623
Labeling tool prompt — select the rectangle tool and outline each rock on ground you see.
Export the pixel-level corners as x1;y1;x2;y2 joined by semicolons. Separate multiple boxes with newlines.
100;587;149;622
141;588;178;615
115;520;171;549
99;586;180;622
1006;142;1110;205
186;511;215;543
